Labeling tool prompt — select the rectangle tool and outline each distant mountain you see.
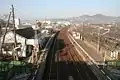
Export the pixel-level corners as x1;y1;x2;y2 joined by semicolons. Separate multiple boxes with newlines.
65;14;120;24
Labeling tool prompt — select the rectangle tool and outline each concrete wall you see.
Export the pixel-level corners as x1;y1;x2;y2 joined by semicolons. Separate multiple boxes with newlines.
1;32;27;57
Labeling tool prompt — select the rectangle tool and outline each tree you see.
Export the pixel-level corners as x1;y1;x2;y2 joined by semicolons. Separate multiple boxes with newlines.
37;22;42;27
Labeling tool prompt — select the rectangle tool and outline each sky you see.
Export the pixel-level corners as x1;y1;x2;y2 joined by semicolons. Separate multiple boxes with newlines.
0;0;119;20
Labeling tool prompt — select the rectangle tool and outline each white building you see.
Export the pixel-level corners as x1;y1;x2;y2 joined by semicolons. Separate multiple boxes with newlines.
57;21;70;26
72;31;80;39
42;20;51;25
110;50;119;60
0;27;40;57
15;18;21;29
44;26;53;29
32;25;39;30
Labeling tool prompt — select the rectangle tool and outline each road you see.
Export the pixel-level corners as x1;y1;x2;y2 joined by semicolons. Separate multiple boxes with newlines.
42;28;98;80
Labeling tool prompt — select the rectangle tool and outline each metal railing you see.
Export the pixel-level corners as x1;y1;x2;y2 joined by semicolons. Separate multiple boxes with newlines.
28;32;59;80
0;61;33;80
68;33;115;80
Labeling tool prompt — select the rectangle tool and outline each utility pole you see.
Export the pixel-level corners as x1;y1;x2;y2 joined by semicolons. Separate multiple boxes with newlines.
0;12;11;54
0;22;2;54
97;27;103;54
11;5;18;60
97;27;100;54
103;50;106;63
12;5;17;47
81;23;84;41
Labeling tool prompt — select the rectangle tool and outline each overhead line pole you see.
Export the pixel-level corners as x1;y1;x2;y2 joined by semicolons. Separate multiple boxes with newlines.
11;4;18;60
0;21;2;54
97;27;100;54
11;4;17;48
0;12;11;54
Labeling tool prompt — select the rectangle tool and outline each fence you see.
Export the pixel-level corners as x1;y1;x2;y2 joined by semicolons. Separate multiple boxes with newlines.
0;61;33;80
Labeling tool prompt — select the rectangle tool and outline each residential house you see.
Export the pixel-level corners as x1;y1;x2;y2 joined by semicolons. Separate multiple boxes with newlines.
0;27;40;57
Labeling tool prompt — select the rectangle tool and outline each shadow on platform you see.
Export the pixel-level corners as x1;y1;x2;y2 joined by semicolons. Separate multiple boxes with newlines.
42;38;98;80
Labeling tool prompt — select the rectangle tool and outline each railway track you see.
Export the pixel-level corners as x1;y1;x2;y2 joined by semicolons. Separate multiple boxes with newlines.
42;33;59;80
43;28;98;80
58;28;98;80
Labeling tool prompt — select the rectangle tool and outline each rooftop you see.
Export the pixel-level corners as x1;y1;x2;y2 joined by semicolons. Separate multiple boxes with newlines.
14;27;40;39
